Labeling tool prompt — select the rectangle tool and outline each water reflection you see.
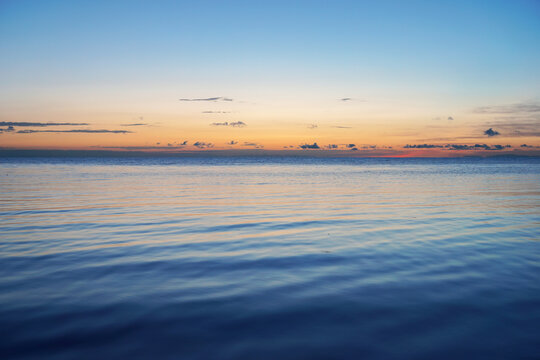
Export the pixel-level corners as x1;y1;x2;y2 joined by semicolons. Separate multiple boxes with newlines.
0;157;539;359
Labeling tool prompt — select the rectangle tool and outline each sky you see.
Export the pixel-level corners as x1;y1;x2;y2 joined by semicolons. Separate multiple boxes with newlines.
1;0;539;156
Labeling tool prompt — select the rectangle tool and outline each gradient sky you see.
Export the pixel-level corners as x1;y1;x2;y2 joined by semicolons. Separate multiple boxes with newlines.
1;0;539;156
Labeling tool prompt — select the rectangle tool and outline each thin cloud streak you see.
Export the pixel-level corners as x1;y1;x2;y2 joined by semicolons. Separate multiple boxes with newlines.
474;102;540;114
210;121;246;127
243;142;264;148
17;129;132;134
0;121;89;127
179;97;233;102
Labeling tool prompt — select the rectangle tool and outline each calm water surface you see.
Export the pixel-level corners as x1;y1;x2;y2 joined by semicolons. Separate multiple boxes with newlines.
1;157;539;359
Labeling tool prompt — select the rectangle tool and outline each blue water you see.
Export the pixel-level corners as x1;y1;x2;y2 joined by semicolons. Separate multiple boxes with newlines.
1;157;539;359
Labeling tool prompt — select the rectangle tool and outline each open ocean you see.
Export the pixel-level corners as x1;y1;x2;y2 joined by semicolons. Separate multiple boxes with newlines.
1;156;539;359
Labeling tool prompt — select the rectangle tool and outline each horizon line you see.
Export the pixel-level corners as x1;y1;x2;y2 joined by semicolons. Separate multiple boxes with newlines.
1;148;539;159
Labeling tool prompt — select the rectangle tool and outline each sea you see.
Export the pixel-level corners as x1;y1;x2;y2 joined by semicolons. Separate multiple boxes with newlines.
1;156;539;359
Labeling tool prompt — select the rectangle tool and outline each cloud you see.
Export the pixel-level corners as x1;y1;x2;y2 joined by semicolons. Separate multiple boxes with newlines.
404;144;444;148
93;145;186;150
242;142;263;148
0;121;88;127
331;125;352;129
230;121;246;127
228;140;238;145
121;123;147;126
447;144;511;150
210;121;246;127
179;97;233;102
484;128;500;137
181;140;188;145
193;141;213;149
340;98;352;101
521;144;534;148
326;144;338;149
474;102;540;114
346;144;356;148
447;144;469;150
405;143;512;151
481;121;540;137
307;124;318;129
447;116;454;120
300;142;320;149
350;147;358;151
202;111;232;114
360;145;377;149
17;129;132;134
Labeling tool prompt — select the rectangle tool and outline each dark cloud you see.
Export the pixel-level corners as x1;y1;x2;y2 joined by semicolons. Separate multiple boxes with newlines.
447;144;470;150
360;145;377;149
193;141;213;149
0;121;88;127
210;121;246;127
405;143;512;151
121;123;147;126
482;121;540;137
340;98;352;101
350;147;358;151
346;144;356;148
484;128;500;137
307;124;318;129
474;102;540;114
179;97;233;102
228;140;238;145
181;140;188;145
17;129;131;134
447;116;454;121
202;111;232;114
447;144;511;150
94;146;186;150
300;143;320;149
404;144;444;149
521;144;534;148
326;144;339;149
230;121;246;127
